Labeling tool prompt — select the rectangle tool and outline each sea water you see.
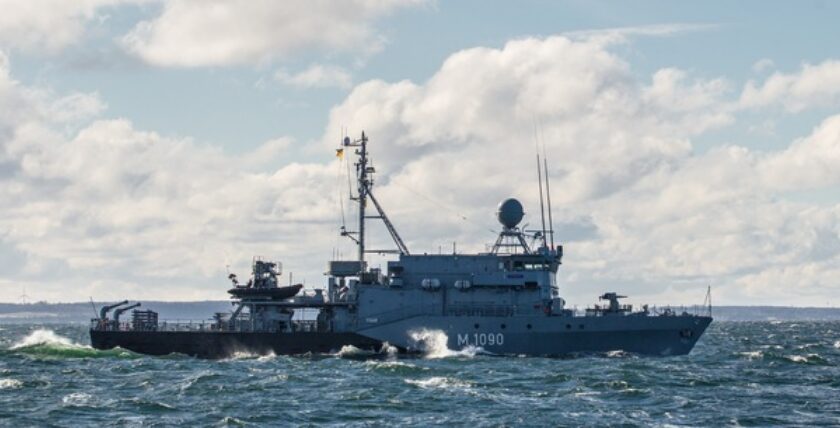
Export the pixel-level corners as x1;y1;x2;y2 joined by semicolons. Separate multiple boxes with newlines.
0;321;838;426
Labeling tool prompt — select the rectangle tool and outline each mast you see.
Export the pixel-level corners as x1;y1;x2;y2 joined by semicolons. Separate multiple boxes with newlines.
357;132;368;262
340;131;409;263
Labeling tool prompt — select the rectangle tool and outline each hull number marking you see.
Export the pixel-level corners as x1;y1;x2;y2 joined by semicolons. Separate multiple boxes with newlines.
458;333;504;347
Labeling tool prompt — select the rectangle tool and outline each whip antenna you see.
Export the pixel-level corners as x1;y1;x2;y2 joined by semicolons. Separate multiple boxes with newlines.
534;121;548;248
543;147;555;248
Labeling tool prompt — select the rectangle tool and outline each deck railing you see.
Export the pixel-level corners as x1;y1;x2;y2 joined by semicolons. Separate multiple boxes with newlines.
91;318;321;333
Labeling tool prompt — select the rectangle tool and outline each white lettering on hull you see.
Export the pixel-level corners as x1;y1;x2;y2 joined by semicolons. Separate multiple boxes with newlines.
457;333;504;347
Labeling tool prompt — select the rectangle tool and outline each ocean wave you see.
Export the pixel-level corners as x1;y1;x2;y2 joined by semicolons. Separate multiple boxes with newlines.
405;376;472;391
0;378;23;390
336;344;378;358
408;329;483;359
178;371;222;394
61;392;111;408
334;342;399;360
784;353;827;365
224;350;277;361
127;397;177;412
218;416;247;426
739;350;764;360
8;329;136;359
605;350;636;358
11;329;79;349
364;360;428;376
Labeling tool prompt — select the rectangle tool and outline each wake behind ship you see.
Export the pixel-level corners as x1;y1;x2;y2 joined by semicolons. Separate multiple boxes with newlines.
91;132;712;358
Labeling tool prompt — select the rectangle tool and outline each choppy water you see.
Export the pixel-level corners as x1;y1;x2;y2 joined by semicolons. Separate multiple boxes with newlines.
1;322;839;427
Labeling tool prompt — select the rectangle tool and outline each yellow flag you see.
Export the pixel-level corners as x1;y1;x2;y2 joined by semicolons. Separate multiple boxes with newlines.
335;148;344;159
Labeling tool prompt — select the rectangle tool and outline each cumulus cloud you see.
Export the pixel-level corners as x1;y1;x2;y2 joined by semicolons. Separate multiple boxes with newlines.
0;0;139;53
0;56;339;301
321;36;840;305
275;64;353;89
122;0;428;67
1;35;840;306
740;60;840;112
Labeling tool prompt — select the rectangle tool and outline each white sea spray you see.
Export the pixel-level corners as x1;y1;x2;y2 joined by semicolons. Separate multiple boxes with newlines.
11;329;83;350
408;328;481;359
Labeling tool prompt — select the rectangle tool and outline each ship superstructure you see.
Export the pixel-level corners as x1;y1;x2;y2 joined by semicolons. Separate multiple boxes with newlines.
91;131;712;358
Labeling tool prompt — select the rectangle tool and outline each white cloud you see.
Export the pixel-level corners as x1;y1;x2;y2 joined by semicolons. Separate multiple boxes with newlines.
563;23;718;46
740;60;840;112
0;57;340;300
275;64;353;89
320;35;840;305
758;114;840;191
0;0;140;53
122;0;428;67
2;35;840;306
752;58;774;73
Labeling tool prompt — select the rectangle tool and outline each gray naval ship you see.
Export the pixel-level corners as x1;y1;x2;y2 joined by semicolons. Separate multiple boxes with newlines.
91;132;712;358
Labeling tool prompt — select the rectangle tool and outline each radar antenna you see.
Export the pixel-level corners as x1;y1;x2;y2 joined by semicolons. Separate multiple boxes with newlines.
490;198;533;254
339;132;409;262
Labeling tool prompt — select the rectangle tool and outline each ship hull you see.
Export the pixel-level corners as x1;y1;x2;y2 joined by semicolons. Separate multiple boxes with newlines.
91;315;711;358
90;330;385;359
358;314;713;357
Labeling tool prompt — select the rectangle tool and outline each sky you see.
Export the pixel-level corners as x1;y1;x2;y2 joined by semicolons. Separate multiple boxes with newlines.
1;0;839;306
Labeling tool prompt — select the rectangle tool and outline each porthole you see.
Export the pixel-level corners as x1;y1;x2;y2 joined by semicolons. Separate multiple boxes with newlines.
566;324;571;330
474;323;480;329
526;324;532;330
500;324;506;330
579;324;584;330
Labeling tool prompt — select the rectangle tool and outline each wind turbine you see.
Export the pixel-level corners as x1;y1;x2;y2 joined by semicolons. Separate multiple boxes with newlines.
19;286;29;305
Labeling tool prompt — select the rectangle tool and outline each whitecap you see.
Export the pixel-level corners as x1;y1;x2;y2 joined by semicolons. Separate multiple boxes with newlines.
225;350;275;361
218;416;246;426
11;329;83;350
0;378;23;389
405;376;472;391
256;352;277;362
834;341;840;349
364;360;425;373
62;392;94;407
739;351;763;360
336;344;377;358
786;355;809;363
